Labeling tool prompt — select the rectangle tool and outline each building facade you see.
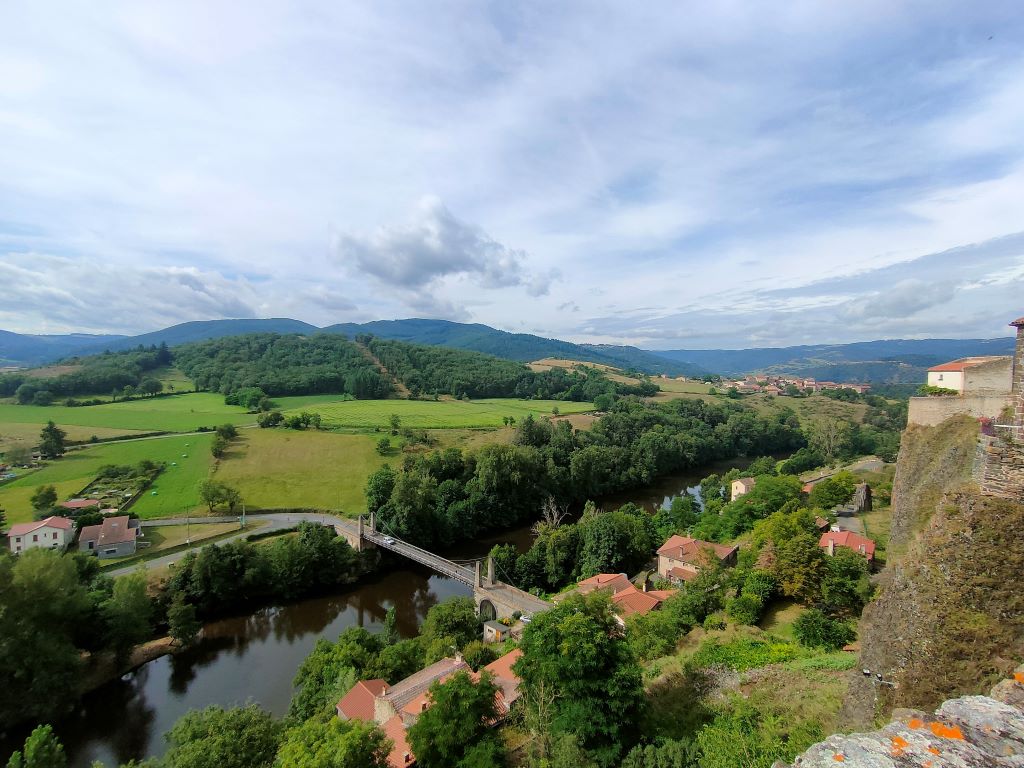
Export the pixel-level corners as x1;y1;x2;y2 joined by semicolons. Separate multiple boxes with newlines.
6;516;75;554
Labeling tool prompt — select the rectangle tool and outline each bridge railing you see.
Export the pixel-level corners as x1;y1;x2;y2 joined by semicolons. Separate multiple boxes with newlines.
363;531;475;585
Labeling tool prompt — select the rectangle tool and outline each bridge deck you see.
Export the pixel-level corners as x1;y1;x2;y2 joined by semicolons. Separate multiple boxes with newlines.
363;530;476;585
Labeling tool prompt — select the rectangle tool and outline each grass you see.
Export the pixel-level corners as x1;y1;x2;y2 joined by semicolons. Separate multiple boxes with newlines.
302;398;594;430
0;434;214;524
0;422;147;453
214;429;401;514
0;392;345;434
757;600;805;642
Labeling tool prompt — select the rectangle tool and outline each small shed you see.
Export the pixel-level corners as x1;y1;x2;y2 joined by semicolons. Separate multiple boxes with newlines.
483;620;511;644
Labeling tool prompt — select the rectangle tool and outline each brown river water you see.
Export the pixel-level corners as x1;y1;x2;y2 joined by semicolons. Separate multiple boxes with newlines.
5;460;751;767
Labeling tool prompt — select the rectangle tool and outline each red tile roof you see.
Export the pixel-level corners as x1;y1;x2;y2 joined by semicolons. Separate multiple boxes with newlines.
381;714;415;768
657;534;737;563
610;586;667;617
927;356;1007;372
668;566;700;582
819;530;876;561
577;572;632;594
78;515;138;547
336;679;387;721
7;516;74;537
59;498;100;510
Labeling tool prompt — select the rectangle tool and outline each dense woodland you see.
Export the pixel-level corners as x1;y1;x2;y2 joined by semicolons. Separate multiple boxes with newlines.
173;334;393;398
366;336;658;400
0;343;172;402
365;397;805;548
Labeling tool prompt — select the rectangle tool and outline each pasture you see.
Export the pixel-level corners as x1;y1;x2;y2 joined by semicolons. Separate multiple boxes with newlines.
303;398;593;429
0;422;147;453
0;433;214;524
214;429;400;514
0;392;343;433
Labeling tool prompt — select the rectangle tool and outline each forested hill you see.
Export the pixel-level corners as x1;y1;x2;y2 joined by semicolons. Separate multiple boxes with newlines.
324;319;703;376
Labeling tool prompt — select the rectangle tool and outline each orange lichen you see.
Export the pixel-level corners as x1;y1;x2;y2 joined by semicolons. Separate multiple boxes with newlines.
927;746;941;755
928;721;965;740
832;755;845;762
923;762;933;768
908;718;925;729
889;735;910;757
1015;672;1024;684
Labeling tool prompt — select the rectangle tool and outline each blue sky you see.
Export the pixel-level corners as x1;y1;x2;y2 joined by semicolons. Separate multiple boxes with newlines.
1;1;1023;347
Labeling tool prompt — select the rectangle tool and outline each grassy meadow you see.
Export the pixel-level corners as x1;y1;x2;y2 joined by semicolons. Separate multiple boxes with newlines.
214;429;401;514
0;433;214;524
305;397;592;429
0;392;347;433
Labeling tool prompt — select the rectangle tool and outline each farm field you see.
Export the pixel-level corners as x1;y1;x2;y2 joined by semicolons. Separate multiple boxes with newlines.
0;433;214;524
0;422;147;453
0;392;344;433
214;429;400;514
304;398;593;429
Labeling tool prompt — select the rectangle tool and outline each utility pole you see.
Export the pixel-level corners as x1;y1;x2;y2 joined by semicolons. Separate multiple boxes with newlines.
241;502;246;529
185;509;190;546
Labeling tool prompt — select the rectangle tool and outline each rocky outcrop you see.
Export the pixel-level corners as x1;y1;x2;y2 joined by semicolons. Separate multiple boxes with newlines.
776;667;1024;767
842;416;1024;729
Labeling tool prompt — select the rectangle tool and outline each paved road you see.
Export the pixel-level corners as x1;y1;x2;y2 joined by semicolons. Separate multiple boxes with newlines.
106;512;353;577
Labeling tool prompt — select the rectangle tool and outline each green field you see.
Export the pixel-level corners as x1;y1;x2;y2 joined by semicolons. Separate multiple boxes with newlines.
0;434;214;524
305;398;593;429
215;429;400;514
0;392;344;433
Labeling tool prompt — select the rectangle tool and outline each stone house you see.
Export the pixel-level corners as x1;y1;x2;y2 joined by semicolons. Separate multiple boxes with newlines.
6;516;75;554
926;356;1012;395
819;530;876;563
656;534;738;583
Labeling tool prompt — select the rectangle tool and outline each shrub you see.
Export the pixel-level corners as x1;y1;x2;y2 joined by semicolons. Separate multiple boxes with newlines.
690;636;802;671
792;609;855;651
726;594;764;625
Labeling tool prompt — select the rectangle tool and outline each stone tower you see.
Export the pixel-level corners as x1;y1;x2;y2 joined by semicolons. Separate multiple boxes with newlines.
1012;316;1024;427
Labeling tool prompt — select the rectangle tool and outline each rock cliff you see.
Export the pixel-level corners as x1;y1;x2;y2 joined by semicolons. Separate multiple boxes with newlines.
776;666;1024;767
842;416;1024;729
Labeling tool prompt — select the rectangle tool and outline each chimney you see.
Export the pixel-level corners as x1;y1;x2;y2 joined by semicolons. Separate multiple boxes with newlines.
1012;316;1024;428
827;539;835;556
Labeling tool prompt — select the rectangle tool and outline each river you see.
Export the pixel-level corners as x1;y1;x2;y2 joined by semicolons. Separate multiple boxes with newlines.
18;461;750;767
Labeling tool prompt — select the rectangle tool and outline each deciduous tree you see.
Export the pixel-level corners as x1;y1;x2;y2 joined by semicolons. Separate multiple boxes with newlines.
406;671;504;768
163;705;282;768
39;421;66;458
275;717;390;768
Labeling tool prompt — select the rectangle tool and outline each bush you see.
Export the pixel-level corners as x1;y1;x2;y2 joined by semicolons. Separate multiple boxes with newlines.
792;609;856;651
690;636;801;671
257;411;284;428
726;594;764;625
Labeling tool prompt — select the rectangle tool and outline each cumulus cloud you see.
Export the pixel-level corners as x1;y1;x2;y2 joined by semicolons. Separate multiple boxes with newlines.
336;197;550;297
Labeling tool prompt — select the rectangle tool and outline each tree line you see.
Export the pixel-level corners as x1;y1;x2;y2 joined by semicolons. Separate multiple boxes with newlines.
0;523;370;730
365;336;658;401
0;343;172;404
364;397;805;550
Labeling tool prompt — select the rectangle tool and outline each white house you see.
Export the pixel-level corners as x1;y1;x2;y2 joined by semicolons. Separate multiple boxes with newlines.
926;356;1012;395
6;516;75;554
730;477;756;501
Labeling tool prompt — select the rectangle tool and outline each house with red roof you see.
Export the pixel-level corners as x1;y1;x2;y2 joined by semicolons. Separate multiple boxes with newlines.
77;515;141;558
926;356;1012;395
576;572;633;595
59;498;101;512
6;516;75;554
656;534;738;583
336;649;524;768
819;530;876;563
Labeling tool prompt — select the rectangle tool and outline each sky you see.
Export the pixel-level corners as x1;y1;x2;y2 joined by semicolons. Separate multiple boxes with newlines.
1;1;1023;349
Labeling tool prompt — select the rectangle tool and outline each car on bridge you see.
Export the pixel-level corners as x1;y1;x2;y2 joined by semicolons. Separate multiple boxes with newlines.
382;536;395;545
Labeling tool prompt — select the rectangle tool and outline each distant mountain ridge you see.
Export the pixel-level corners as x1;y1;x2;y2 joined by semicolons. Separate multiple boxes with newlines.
0;329;126;367
0;318;1015;384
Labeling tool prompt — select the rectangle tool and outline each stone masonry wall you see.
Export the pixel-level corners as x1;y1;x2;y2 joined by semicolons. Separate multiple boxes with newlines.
1012;318;1024;426
907;394;1010;427
980;434;1024;500
962;356;1013;394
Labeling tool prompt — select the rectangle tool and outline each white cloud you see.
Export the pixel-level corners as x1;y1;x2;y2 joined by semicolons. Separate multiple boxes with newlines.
0;2;1023;345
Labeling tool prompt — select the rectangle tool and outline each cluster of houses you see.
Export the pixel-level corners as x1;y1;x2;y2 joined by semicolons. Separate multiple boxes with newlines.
4;508;141;558
727;375;870;396
336;648;523;768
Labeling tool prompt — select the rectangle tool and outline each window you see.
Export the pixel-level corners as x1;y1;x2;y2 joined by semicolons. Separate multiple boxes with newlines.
53;532;58;540
32;534;38;542
104;548;118;555
14;536;20;543
938;374;944;381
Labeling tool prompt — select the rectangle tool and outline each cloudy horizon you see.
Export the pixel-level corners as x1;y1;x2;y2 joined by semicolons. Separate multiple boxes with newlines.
1;2;1023;348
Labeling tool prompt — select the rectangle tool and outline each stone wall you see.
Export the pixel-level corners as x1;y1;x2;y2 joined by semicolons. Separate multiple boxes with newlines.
777;666;1024;767
907;394;1010;426
1012;318;1024;425
963;356;1013;394
979;432;1024;500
